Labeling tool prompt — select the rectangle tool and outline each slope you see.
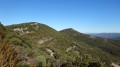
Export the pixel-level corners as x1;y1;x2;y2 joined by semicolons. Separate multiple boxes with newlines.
60;28;120;64
0;22;114;67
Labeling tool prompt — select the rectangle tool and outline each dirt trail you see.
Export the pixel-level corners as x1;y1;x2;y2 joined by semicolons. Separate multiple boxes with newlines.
112;63;120;67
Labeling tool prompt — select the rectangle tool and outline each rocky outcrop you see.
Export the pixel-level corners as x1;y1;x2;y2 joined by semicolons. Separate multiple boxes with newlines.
38;37;53;44
46;48;54;57
66;46;76;52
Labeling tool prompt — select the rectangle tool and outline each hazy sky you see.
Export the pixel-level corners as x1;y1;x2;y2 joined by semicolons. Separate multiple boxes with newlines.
0;0;120;33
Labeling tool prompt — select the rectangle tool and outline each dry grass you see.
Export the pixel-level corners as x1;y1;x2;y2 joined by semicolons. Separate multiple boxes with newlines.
0;43;21;67
0;43;37;67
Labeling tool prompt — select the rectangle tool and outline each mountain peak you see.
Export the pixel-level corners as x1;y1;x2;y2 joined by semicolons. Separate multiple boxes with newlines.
60;28;79;33
60;28;83;35
25;22;40;25
62;28;75;31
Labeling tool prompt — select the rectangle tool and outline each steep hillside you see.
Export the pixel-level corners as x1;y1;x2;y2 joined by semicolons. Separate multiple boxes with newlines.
60;28;120;64
0;22;116;67
0;23;6;42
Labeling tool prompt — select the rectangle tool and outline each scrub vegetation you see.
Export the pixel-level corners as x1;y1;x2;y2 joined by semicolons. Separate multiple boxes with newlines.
0;22;120;67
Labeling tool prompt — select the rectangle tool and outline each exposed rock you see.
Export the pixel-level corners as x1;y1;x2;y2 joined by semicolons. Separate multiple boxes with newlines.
111;63;120;67
22;31;33;35
35;26;39;30
66;46;76;52
30;23;38;26
38;37;52;44
46;48;54;57
13;27;28;32
13;28;24;32
13;27;33;35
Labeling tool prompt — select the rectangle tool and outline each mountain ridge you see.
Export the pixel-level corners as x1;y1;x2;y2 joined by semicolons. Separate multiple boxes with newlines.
0;22;120;67
87;33;120;40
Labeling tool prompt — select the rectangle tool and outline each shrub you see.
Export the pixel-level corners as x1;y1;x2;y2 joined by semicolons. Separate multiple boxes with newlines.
35;56;46;67
0;23;6;42
88;62;101;67
16;61;30;67
0;43;21;67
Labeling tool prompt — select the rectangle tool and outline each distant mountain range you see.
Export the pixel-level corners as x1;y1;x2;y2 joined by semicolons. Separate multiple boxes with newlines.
87;33;120;40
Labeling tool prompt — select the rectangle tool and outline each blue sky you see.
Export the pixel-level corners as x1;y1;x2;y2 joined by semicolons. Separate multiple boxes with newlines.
0;0;120;33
